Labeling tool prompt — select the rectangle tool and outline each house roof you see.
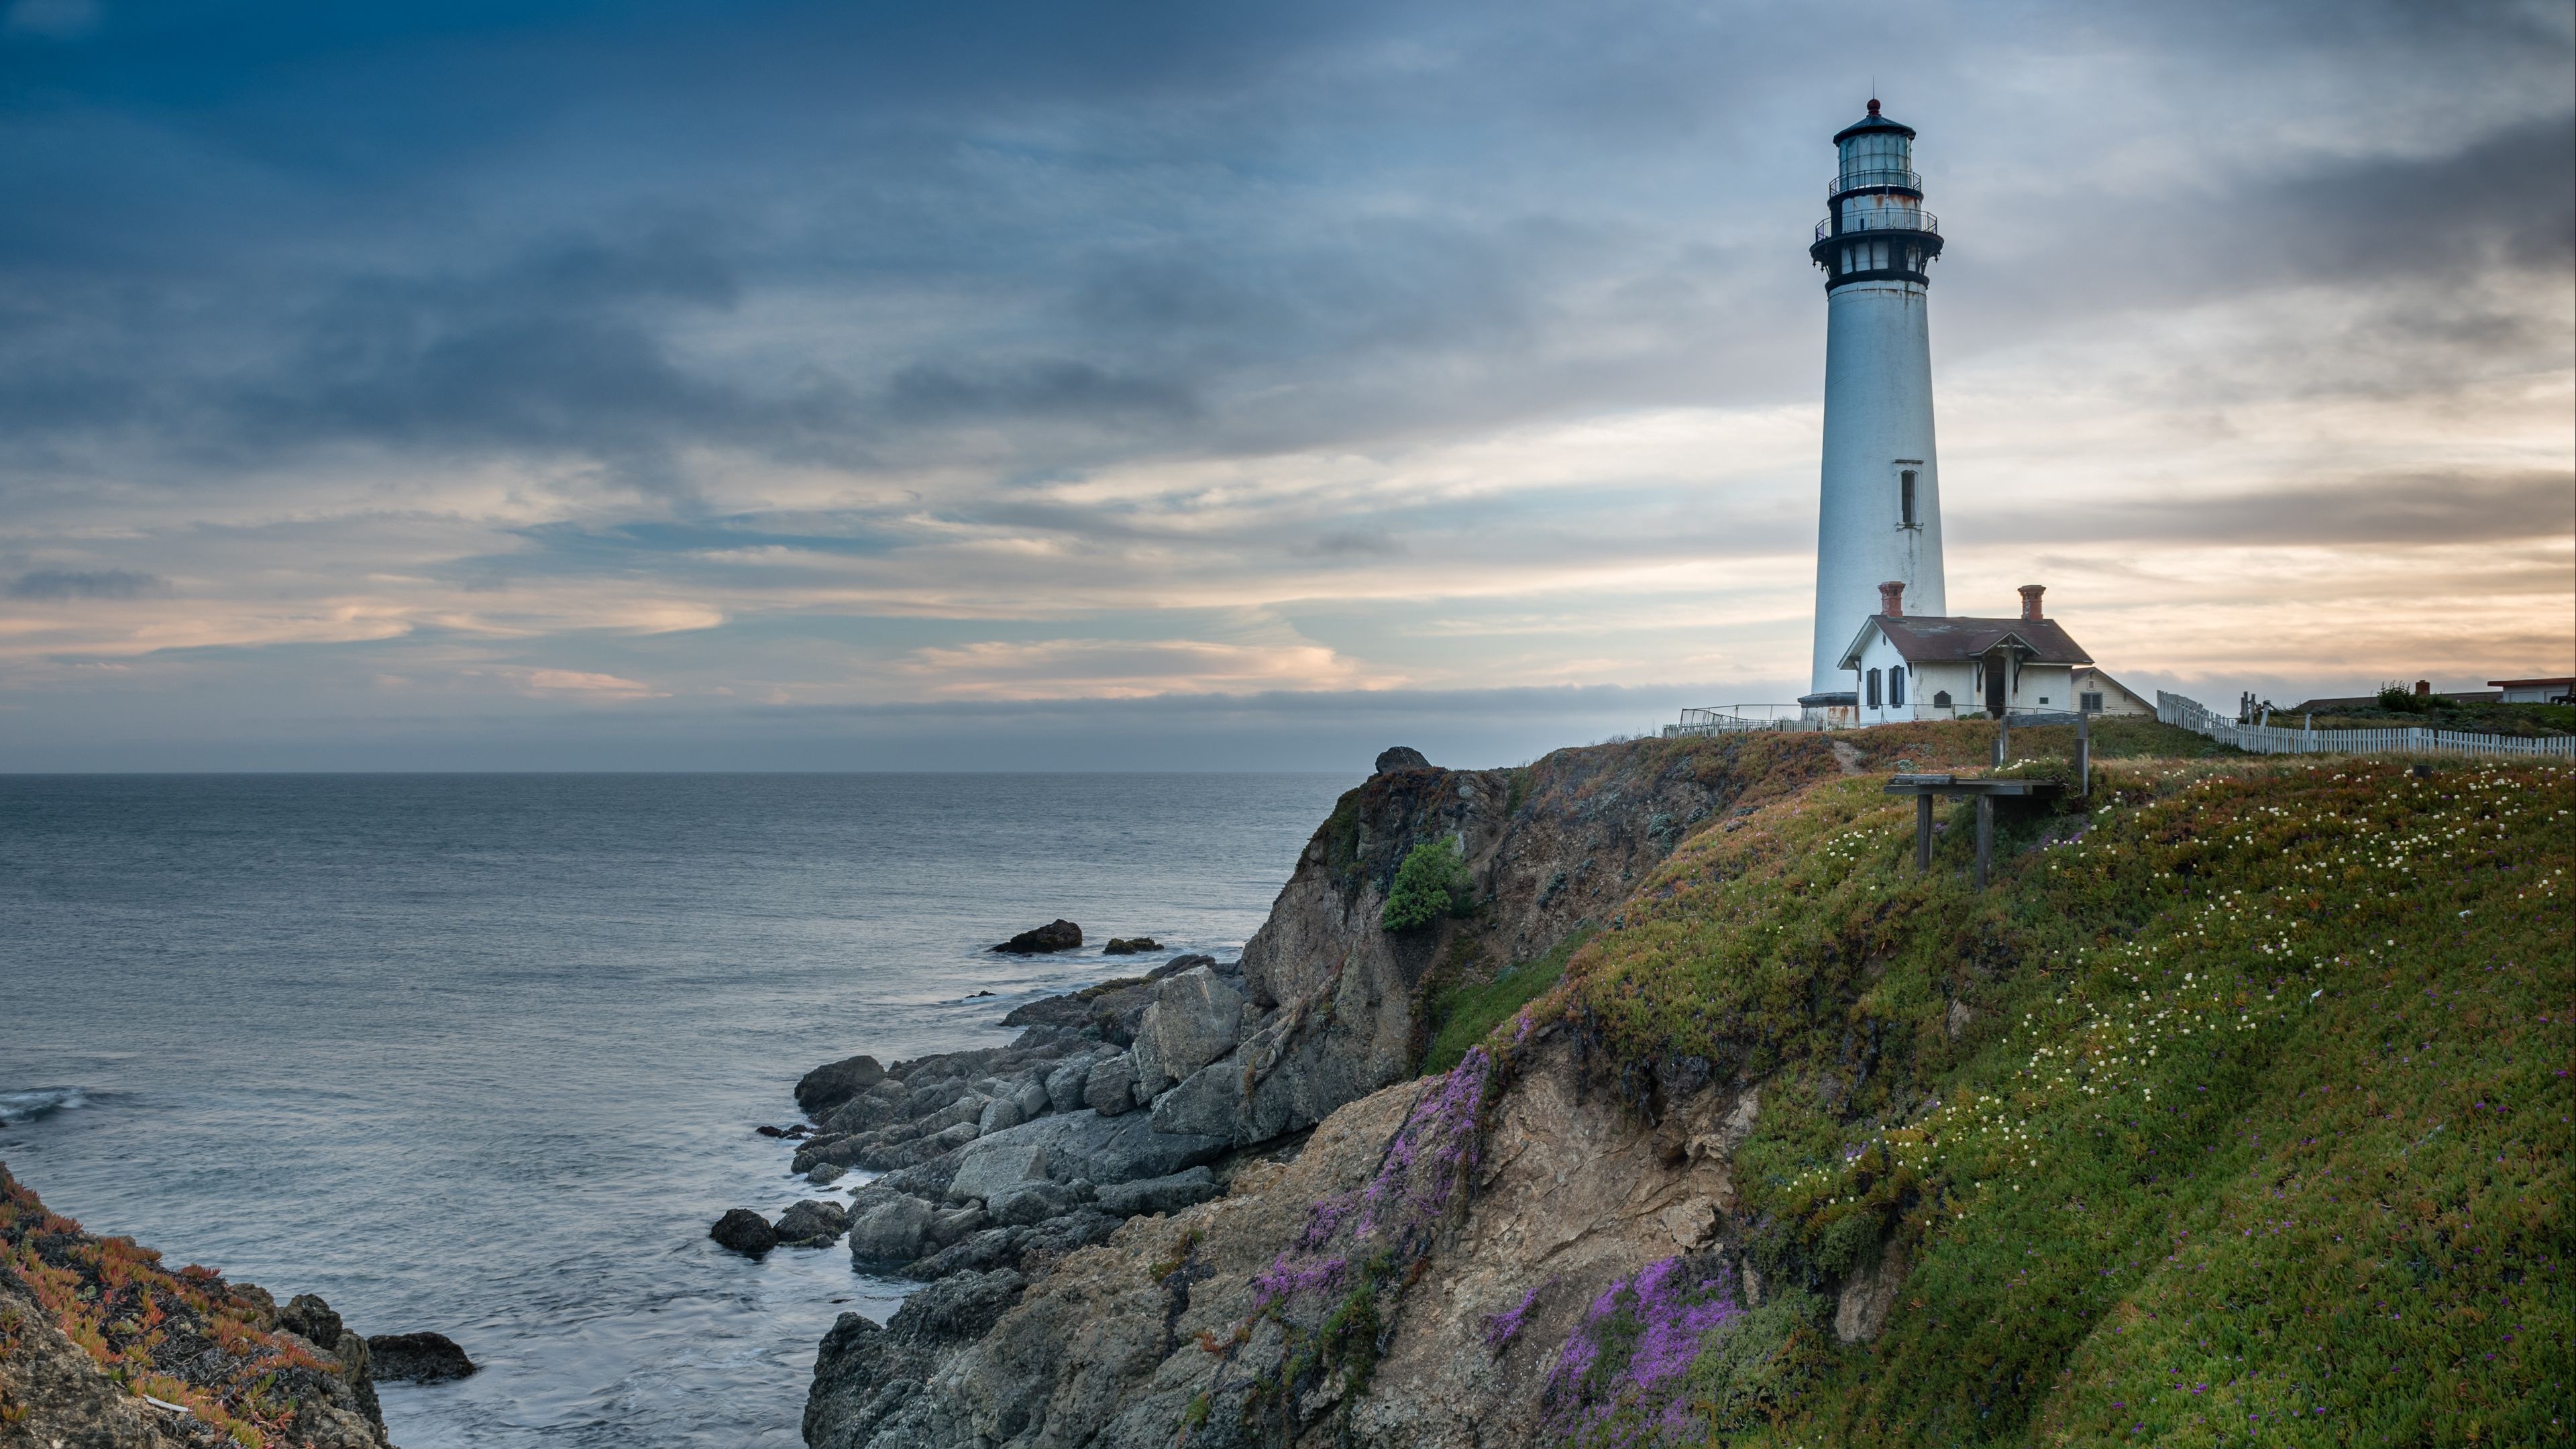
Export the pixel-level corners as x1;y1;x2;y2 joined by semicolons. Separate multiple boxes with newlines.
1839;614;2094;672
2489;678;2576;688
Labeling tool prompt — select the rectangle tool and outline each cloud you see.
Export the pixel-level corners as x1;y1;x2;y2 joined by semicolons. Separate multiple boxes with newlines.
0;1;2567;765
496;667;665;698
8;568;166;599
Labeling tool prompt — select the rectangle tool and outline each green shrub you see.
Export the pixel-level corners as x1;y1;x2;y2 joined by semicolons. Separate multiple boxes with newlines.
1381;839;1473;932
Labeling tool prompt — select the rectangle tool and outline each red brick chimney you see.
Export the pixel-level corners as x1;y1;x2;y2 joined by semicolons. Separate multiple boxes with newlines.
2019;584;2046;621
2414;679;2431;697
1878;580;1904;616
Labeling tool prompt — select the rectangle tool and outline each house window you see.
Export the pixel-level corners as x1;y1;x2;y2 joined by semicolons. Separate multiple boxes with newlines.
1900;470;1917;527
1889;666;1904;706
2082;691;2104;712
1933;690;1951;709
1866;667;1882;708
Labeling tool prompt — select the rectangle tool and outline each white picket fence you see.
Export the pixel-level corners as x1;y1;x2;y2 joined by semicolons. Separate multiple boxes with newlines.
2157;692;2576;760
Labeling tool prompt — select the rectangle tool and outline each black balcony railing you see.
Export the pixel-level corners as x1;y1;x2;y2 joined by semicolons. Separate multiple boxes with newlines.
1830;168;1921;197
1813;209;1940;243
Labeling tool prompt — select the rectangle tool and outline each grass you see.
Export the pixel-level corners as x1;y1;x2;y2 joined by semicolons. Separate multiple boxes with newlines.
1479;724;2571;1446
1421;928;1593;1077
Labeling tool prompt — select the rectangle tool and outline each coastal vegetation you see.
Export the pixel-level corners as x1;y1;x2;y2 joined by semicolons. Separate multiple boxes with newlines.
1381;839;1477;932
1499;733;2572;1444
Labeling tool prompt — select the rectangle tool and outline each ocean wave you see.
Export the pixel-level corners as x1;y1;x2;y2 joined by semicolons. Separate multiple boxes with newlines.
0;1086;92;1123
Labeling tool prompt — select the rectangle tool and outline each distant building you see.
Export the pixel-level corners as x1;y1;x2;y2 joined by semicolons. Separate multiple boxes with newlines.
1836;583;2104;722
2490;677;2576;704
2292;677;2573;712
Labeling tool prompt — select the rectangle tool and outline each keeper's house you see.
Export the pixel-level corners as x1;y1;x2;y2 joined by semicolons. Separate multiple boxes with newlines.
1837;582;2141;723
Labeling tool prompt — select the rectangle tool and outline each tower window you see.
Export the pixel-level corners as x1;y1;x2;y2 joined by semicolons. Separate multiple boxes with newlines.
1889;666;1904;706
1873;240;1890;270
1841;246;1855;273
1900;470;1917;527
1866;667;1882;708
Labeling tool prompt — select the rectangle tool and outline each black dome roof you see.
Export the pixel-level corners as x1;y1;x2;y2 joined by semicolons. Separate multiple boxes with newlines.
1833;102;1917;145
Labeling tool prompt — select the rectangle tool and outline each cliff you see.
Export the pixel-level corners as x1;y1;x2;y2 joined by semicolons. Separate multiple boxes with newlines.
800;722;2571;1448
0;1167;394;1449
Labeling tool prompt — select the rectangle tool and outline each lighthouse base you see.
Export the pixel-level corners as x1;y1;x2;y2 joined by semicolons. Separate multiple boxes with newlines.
1798;690;1859;727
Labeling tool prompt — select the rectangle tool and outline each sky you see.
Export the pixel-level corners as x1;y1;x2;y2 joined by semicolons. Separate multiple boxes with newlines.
2;0;2570;771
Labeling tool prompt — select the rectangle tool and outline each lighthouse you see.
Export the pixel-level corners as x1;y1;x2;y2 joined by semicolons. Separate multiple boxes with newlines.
1801;99;1947;712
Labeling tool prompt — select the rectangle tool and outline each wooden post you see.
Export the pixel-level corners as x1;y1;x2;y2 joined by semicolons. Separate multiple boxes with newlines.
2075;712;2091;798
1915;792;1933;873
1994;717;2010;767
1975;795;1994;889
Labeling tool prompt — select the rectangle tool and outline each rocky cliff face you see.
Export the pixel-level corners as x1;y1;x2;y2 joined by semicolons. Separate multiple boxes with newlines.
0;1166;395;1449
795;733;1853;1449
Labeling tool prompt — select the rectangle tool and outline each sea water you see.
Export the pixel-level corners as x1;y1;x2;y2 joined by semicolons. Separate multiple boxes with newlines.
0;773;1350;1446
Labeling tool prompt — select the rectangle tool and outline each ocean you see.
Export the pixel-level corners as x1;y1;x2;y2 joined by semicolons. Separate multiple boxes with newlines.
0;772;1352;1446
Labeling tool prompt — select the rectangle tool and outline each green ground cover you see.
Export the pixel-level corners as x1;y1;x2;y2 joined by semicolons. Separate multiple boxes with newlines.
1507;727;2570;1446
1422;928;1594;1077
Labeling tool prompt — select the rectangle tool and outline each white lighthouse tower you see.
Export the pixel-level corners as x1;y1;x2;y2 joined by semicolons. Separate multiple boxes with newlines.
1802;99;1947;712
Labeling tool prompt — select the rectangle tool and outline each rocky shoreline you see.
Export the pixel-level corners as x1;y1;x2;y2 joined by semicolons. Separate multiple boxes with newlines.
718;739;1790;1449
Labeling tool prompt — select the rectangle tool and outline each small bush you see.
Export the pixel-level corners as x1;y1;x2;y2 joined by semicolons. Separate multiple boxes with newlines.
2375;681;2424;712
1381;839;1474;932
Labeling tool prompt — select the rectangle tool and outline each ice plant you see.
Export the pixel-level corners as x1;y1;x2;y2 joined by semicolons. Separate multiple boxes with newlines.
1542;1255;1741;1440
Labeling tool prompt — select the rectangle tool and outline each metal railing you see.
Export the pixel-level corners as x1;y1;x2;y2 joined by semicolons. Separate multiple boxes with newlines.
1831;168;1920;196
2156;691;2576;759
1665;705;1823;737
1814;209;1939;243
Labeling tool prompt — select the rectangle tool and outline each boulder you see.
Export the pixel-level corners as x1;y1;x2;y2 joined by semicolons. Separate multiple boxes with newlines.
276;1293;344;1348
1083;1055;1139;1116
991;920;1082;954
366;1331;477;1384
805;1162;849;1186
1093;1166;1220;1218
905;1226;1026;1281
804;1269;1026;1449
1101;936;1162;955
796;1054;887;1116
926;1204;988;1248
1148;1060;1244;1140
1008;1077;1052;1121
708;1208;776;1257
1374;745;1432;774
947;1135;1051;1204
1131;967;1244;1096
1146;953;1217;981
977;1097;1024;1134
848;1194;936;1271
1012;1208;1124;1265
1043;1058;1093;1115
775;1199;851;1246
986;1179;1090;1228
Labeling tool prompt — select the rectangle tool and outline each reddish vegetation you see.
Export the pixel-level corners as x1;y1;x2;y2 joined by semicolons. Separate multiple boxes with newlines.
1;1165;374;1446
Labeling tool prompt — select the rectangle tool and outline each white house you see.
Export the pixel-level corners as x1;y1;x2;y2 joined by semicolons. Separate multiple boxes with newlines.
2072;665;2155;717
1836;582;2098;723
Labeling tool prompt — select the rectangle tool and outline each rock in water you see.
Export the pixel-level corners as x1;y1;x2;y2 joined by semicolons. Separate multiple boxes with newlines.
775;1199;853;1246
990;918;1083;953
1374;745;1432;774
796;1053;887;1116
368;1331;478;1383
709;1208;777;1257
848;1193;936;1270
1100;936;1161;955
